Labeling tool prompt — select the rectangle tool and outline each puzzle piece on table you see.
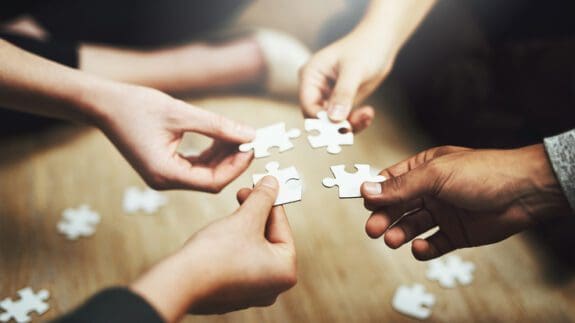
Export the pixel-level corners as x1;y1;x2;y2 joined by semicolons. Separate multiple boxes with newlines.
123;187;167;214
426;255;475;288
322;164;386;198
0;287;50;323
253;161;302;205
57;205;100;240
392;284;435;320
239;123;301;158
304;111;353;154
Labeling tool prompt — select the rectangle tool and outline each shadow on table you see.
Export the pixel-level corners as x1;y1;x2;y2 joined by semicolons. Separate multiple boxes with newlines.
526;216;575;285
0;112;92;166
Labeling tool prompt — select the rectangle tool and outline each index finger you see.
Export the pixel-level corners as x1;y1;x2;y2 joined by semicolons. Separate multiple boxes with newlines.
299;67;330;118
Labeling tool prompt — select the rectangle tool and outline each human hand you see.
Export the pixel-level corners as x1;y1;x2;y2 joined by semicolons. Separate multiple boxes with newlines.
299;33;396;132
130;176;297;321
91;82;255;192
360;144;571;260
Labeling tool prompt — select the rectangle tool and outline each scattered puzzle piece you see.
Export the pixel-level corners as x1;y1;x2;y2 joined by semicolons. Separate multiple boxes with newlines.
253;161;302;205
426;255;475;288
239;123;301;158
305;111;353;154
57;205;100;240
322;164;386;198
0;287;50;323
123;187;167;214
392;284;435;320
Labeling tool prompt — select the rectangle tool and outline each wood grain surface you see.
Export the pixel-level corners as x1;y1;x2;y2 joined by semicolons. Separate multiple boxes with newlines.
1;95;574;322
1;0;575;321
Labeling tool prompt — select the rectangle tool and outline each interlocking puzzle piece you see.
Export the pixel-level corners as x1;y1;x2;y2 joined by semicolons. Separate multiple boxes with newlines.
392;284;435;320
322;164;386;198
57;205;100;240
0;287;50;323
239;123;301;158
123;187;167;214
252;161;302;205
426;255;475;288
304;111;353;154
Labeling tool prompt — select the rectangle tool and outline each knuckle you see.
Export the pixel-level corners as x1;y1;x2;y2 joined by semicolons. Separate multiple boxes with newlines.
255;184;277;202
206;114;227;136
142;168;172;191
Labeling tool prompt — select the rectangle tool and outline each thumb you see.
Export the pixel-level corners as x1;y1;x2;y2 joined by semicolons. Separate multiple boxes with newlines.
361;164;439;206
179;103;256;143
236;176;279;232
327;66;362;122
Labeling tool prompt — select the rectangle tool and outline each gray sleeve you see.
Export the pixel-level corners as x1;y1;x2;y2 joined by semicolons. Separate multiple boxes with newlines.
544;129;575;211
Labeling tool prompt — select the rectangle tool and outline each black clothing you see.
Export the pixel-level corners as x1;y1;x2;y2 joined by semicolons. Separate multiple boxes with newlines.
54;288;164;323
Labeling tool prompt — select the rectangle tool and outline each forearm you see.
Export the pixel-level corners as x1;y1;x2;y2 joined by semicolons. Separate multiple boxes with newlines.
0;39;115;124
351;0;436;55
79;44;173;90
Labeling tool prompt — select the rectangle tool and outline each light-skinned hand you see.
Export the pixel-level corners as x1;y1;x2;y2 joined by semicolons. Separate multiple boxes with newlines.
92;83;255;192
131;176;297;322
299;33;395;132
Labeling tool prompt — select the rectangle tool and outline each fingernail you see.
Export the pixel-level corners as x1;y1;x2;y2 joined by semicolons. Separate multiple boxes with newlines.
328;104;348;121
258;176;277;189
363;182;382;195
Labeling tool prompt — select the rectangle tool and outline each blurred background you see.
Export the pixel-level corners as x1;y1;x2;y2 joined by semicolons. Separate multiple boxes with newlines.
0;0;574;322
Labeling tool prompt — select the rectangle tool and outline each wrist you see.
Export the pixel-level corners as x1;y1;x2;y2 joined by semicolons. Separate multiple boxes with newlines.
515;144;571;220
129;248;217;322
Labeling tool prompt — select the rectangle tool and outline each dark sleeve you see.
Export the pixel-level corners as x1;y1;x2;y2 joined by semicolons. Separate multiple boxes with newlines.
0;32;79;67
53;287;165;323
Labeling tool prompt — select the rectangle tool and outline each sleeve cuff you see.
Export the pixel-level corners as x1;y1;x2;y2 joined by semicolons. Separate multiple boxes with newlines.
53;287;164;323
544;129;575;211
0;32;79;68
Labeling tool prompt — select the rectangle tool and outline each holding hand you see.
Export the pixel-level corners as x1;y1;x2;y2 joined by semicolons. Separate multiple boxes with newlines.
92;83;255;192
131;176;297;321
299;34;390;132
360;145;571;260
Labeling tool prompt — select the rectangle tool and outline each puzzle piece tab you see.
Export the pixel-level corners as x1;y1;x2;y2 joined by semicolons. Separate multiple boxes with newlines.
253;161;302;205
305;111;353;154
392;284;435;320
57;205;100;240
239;123;301;158
426;255;475;288
0;287;50;323
322;164;386;198
123;187;167;214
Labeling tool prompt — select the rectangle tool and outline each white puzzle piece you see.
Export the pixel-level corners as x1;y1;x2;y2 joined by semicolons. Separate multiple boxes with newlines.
57;205;100;240
426;255;475;288
239;123;301;158
123;187;167;214
0;287;50;323
305;111;353;154
322;164;386;198
252;161;302;205
392;284;435;320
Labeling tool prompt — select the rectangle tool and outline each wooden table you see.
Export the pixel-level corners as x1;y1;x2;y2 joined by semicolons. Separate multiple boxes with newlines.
1;95;574;322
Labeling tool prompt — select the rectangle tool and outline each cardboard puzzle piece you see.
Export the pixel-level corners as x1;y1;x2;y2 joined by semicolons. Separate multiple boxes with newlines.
392;284;435;320
252;161;302;205
57;205;101;240
123;187;167;214
426;255;475;288
239;123;301;158
0;287;50;323
322;164;386;198
304;111;353;154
